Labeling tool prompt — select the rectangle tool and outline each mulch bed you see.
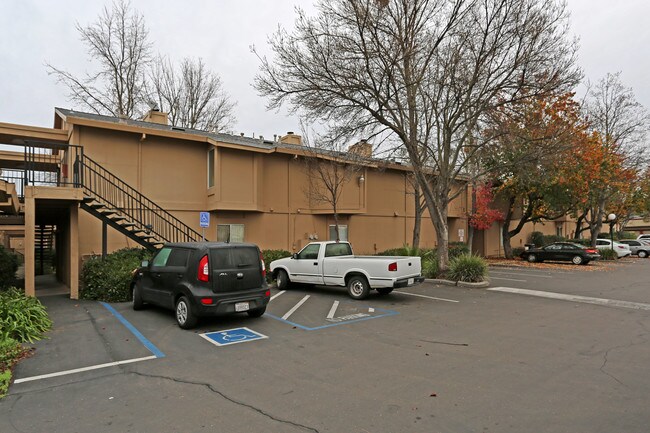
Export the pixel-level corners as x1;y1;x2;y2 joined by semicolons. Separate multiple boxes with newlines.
486;256;639;271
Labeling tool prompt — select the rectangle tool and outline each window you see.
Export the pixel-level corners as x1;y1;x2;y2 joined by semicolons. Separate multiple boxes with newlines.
297;244;321;260
166;248;190;267
217;224;245;242
325;243;352;257
210;248;233;270
329;225;348;241
152;247;172;267
207;148;215;188
556;226;563;237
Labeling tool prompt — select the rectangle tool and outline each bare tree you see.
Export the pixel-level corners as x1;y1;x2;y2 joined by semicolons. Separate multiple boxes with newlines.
46;0;151;118
300;133;365;242
255;0;580;270
148;57;237;131
581;72;650;243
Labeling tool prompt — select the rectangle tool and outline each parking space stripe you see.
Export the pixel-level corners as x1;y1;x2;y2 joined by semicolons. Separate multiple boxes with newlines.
14;356;157;384
326;301;340;319
490;271;552;278
490;277;527;282
488;287;650;311
100;302;165;358
281;295;311;320
394;291;459;303
270;290;286;301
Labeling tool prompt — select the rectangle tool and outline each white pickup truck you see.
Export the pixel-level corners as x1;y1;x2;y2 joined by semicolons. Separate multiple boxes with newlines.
269;241;424;299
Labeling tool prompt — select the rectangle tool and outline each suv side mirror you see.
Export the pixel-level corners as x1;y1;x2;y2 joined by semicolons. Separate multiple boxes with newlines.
141;260;149;268
292;253;298;259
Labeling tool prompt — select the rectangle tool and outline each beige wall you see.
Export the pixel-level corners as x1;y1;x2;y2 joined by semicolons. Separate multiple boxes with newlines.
63;121;471;257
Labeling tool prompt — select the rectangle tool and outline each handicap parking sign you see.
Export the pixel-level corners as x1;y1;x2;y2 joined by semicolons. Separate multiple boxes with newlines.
199;212;210;228
200;327;268;347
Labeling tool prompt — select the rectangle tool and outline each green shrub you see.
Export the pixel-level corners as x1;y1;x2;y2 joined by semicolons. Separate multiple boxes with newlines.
262;249;292;282
529;231;544;247
542;234;566;245
512;247;525;257
80;248;152;302
377;246;434;261
599;248;618;261
0;337;28;399
422;257;438;279
0;288;52;343
0;246;19;290
619;231;637;240
447;254;488;283
449;242;470;259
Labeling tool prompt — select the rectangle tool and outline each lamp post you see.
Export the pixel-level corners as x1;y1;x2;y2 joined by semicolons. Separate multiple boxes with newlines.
607;213;616;251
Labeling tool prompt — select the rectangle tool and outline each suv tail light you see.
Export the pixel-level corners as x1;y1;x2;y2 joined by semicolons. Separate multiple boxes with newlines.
198;254;210;282
388;262;397;272
260;251;266;279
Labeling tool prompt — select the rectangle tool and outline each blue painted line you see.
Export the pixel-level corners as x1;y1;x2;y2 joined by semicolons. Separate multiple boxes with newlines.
266;306;399;331
100;302;166;358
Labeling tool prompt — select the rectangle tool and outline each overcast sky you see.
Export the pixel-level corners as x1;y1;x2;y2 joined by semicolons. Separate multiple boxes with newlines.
1;0;648;139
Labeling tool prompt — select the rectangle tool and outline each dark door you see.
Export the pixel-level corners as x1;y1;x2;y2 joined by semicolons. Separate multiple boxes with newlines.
142;247;172;305
158;248;191;308
209;246;262;294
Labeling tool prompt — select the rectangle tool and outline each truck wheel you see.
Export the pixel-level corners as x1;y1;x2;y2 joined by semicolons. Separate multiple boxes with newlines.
376;288;393;296
347;275;370;300
276;270;290;290
176;296;199;329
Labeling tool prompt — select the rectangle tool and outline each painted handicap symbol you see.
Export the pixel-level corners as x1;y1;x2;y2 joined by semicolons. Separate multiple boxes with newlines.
200;327;268;347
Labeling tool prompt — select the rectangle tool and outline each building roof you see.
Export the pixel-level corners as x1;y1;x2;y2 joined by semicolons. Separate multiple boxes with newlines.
53;107;446;176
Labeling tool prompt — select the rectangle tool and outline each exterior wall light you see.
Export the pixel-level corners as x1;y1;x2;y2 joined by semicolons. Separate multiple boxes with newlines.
358;175;365;185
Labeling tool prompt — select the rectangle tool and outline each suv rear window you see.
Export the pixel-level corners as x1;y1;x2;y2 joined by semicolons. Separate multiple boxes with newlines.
232;247;259;268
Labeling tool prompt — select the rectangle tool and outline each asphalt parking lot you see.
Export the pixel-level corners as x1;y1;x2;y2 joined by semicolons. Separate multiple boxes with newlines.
2;258;650;433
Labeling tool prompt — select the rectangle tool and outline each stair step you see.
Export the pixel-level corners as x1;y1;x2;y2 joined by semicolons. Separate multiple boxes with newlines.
90;203;106;209
121;222;136;227
111;216;127;222
98;209;116;216
83;196;95;203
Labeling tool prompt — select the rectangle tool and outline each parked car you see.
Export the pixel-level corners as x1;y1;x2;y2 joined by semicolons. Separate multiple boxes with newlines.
637;234;650;242
595;239;632;258
270;241;424;299
617;240;650;258
519;242;600;265
131;242;269;329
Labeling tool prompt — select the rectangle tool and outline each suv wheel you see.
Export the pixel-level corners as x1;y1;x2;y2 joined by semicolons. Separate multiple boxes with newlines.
132;284;144;310
176;296;198;329
247;306;266;318
638;250;648;258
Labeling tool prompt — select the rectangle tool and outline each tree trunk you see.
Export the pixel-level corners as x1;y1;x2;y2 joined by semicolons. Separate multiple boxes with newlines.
573;211;587;239
412;184;422;250
467;182;477;253
589;199;606;247
333;203;340;241
502;222;513;259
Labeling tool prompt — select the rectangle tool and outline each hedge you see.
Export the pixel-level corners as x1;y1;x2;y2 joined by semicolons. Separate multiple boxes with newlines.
80;248;152;302
0;246;19;290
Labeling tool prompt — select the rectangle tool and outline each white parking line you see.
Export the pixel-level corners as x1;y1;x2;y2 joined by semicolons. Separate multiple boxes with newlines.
14;356;157;384
270;290;286;301
281;295;311;320
326;301;340;319
488;287;650;311
490;277;527;282
490;271;552;278
394;291;459;303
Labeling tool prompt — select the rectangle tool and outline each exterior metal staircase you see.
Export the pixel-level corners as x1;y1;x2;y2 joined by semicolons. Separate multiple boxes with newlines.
77;153;204;250
5;143;205;251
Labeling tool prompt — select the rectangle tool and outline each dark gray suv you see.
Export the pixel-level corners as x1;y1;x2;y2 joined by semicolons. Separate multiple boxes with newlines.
131;242;269;329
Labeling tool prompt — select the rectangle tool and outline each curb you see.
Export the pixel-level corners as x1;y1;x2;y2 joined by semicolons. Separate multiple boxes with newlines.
457;280;490;289
425;278;457;286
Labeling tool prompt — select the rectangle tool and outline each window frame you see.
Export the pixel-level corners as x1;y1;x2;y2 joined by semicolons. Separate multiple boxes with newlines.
217;223;245;243
328;224;348;242
207;147;215;188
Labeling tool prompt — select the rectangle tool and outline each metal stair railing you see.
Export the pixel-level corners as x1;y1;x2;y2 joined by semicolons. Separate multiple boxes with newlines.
77;154;205;245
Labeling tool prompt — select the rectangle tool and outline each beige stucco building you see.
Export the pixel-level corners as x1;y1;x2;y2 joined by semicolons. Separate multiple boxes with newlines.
1;108;480;298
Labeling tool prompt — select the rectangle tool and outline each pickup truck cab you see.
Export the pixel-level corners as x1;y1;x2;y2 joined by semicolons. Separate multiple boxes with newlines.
270;241;424;299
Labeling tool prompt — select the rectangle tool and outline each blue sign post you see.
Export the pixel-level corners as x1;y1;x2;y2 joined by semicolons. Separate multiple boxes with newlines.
200;328;268;347
199;212;210;241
